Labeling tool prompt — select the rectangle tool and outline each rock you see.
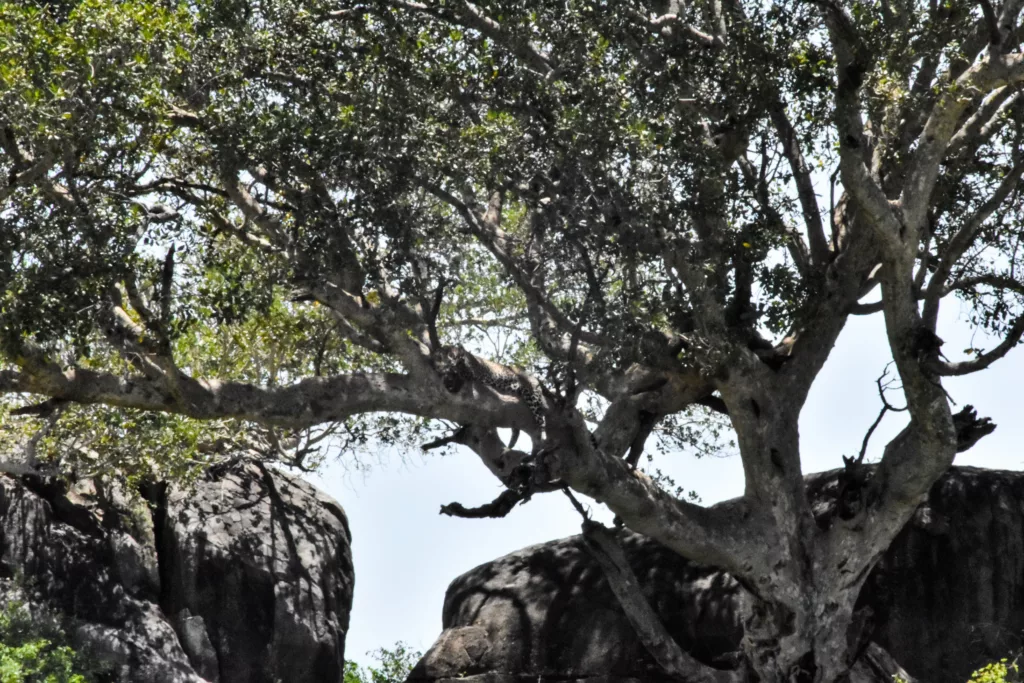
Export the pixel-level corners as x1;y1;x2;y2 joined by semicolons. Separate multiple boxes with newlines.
0;475;205;683
175;609;220;682
409;533;743;683
410;466;1024;683
864;467;1024;682
158;461;353;683
0;459;353;683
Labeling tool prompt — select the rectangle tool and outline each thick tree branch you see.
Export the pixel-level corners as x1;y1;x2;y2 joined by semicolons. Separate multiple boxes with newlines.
902;52;1024;230
439;489;527;518
0;357;543;434
830;269;958;581
449;401;760;577
849;299;884;315
820;7;904;255
562;408;760;574
980;0;1003;45
594;372;714;461
844;403;994;568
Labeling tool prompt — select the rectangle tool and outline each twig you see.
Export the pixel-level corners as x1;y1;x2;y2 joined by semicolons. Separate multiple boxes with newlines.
421;425;469;451
855;367;907;465
562;485;590;520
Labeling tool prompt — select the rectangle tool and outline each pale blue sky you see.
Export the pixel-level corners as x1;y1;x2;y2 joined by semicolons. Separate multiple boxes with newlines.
308;300;1024;667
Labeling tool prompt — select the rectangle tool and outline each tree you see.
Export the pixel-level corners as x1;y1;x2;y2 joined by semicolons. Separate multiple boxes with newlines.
1;0;1023;679
344;643;421;683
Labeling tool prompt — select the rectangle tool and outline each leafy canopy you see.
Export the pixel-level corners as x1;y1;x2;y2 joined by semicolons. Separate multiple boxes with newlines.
1;0;1023;608
5;0;1024;678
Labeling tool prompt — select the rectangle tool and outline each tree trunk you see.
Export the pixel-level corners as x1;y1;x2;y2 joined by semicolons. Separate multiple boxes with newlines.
741;584;865;682
722;379;884;683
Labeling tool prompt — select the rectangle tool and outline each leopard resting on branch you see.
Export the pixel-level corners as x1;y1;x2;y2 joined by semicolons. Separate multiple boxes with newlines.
436;345;548;447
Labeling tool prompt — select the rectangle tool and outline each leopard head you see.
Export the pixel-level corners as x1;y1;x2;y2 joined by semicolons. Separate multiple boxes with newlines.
437;345;467;393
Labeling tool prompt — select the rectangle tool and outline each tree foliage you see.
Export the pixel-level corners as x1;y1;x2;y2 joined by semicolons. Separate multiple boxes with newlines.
3;0;1024;680
343;643;421;683
0;600;106;683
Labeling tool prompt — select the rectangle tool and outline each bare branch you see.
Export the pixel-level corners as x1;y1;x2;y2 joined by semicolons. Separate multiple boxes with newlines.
421;181;609;362
630;8;721;48
168;186;277;253
947;87;1022;160
421;425;468;451
439;489;529;518
385;0;556;76
928;275;1024;375
768;101;830;265
856;405;887;464
737;155;811;278
220;168;289;246
855;368;905;464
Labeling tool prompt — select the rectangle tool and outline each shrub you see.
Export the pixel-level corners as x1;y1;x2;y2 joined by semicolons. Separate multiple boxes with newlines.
0;601;102;683
344;643;421;683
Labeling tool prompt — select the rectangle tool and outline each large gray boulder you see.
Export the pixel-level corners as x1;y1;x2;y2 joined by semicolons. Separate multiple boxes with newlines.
410;466;1024;683
0;460;353;683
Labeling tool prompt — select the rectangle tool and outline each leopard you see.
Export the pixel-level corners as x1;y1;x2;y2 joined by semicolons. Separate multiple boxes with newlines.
436;345;547;443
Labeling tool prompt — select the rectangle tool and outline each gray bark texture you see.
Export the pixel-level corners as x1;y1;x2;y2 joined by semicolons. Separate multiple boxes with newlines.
409;466;1024;683
0;459;353;683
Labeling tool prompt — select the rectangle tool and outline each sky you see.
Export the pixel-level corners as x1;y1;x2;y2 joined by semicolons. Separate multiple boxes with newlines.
307;297;1024;668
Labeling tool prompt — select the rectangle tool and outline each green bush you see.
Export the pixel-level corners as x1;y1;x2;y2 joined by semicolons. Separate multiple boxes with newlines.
894;657;1021;683
967;659;1021;683
344;643;421;683
0;601;100;683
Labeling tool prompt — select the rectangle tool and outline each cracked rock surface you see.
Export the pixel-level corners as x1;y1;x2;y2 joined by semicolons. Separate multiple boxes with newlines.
0;460;353;683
